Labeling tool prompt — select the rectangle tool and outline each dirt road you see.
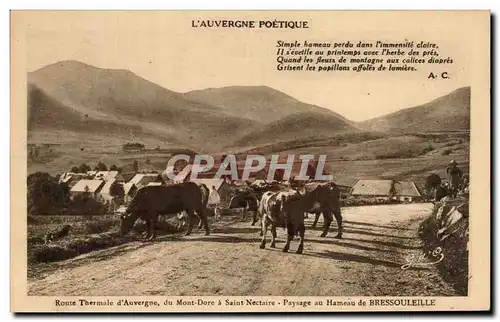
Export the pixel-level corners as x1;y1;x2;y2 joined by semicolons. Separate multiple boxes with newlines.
28;203;458;296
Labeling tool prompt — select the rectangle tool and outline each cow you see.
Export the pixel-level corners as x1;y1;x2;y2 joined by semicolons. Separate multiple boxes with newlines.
297;182;343;239
258;189;302;250
44;224;71;244
228;191;260;225
258;191;281;248
279;193;307;254
120;182;210;241
170;183;210;231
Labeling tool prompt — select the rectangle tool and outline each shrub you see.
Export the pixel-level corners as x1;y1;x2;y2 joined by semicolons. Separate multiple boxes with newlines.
418;200;469;295
29;245;77;263
78;164;91;173
442;149;453;156
66;195;106;216
27;172;69;216
83;219;117;235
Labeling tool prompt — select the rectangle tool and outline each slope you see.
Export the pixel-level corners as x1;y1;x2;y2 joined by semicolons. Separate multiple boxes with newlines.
232;110;359;148
28;60;259;150
360;87;470;133
184;85;355;125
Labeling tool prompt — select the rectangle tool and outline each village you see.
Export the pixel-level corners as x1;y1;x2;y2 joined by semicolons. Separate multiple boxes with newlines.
56;155;427;217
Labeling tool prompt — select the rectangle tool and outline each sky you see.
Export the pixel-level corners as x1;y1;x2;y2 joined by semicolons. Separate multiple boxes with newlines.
19;11;484;121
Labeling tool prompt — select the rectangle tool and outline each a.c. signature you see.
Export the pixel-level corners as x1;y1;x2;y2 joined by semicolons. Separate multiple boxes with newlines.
401;247;444;270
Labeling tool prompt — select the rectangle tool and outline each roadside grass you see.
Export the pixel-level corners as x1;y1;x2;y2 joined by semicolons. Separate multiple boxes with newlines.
28;215;182;265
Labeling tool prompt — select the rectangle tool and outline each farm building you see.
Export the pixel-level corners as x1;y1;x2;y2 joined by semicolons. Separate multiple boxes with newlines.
70;179;105;200
97;179;117;203
128;173;164;188
191;178;231;206
350;179;422;203
58;172;88;187
122;183;138;204
94;170;123;182
350;179;394;202
86;170;98;177
393;181;423;202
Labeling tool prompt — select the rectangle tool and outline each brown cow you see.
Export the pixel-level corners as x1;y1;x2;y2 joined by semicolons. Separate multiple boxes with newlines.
120;182;210;241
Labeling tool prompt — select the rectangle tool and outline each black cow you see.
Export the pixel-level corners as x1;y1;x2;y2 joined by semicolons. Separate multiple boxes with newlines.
293;182;343;239
228;191;260;225
120;182;210;241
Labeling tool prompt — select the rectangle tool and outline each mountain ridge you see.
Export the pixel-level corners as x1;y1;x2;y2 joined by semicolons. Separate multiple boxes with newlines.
28;60;471;152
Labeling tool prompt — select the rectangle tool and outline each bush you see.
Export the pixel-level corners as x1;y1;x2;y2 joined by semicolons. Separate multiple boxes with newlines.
442;149;453;156
29;245;78;263
27;172;69;216
83;219;117;234
418;200;469;295
66;195;106;216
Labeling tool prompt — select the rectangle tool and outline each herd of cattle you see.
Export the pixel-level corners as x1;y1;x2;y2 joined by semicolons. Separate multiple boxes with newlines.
119;181;343;254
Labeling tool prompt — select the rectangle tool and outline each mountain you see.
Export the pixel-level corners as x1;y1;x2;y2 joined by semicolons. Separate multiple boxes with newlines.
184;85;355;125
28;60;259;150
27;83;175;143
360;87;470;133
232;110;359;148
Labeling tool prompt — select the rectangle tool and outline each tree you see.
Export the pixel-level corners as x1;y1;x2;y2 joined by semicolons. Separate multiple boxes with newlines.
78;163;91;173
109;181;125;199
96;161;108;171
109;181;125;211
27;172;67;216
82;185;92;201
132;160;139;172
70;166;79;173
109;164;118;171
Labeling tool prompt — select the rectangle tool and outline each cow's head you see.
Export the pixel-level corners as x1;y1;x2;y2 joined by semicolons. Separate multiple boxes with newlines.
120;212;138;236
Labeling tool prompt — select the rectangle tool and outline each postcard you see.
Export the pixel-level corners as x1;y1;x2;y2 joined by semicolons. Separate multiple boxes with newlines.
11;10;490;312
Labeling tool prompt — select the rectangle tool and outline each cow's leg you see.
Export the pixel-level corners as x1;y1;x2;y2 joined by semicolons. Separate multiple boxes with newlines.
143;216;155;241
147;217;157;241
196;207;210;236
184;209;196;236
320;210;333;237
296;222;305;254
259;216;269;249
251;210;258;226
333;206;343;239
311;211;320;228
197;215;204;230
282;221;294;253
270;223;277;248
242;205;247;221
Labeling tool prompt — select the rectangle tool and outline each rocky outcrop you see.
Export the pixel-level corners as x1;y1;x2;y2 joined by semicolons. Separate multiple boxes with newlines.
419;197;469;295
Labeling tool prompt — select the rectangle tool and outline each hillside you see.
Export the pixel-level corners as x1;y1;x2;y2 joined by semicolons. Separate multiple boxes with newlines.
28;60;259;150
232;111;360;148
360;87;470;133
27;83;176;145
184;85;355;125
